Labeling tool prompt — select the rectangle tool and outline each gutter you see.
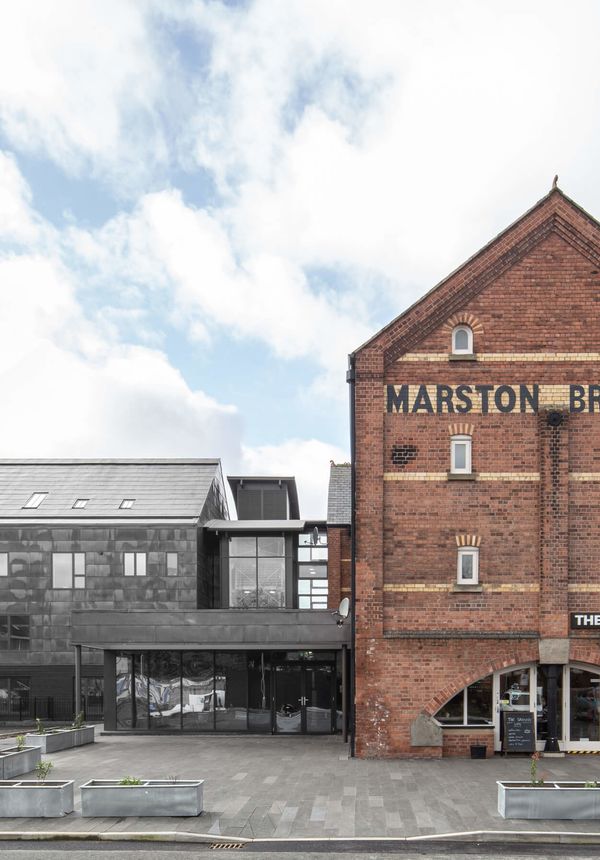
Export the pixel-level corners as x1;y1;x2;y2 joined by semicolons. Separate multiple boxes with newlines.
346;353;356;758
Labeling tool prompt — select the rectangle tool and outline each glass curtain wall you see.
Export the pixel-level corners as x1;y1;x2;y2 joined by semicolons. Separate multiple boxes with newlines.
116;650;339;733
229;537;286;608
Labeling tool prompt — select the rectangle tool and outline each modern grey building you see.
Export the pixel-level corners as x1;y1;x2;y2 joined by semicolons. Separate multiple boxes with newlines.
0;461;350;735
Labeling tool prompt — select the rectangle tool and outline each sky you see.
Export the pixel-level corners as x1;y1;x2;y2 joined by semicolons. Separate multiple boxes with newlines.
0;1;600;517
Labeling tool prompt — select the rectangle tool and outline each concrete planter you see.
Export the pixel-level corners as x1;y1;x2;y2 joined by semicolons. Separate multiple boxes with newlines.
0;780;74;817
25;726;95;753
498;781;600;819
0;746;41;779
80;779;204;817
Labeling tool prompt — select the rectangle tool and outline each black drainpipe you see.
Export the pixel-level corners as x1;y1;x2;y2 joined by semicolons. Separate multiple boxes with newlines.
346;353;356;758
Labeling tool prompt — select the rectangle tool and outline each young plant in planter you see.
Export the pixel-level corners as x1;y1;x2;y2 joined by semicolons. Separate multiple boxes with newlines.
81;776;205;817
25;715;95;753
0;759;74;817
0;737;41;779
35;760;53;781
498;752;600;819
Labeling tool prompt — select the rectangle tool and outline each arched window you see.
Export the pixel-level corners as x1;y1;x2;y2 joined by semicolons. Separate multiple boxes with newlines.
452;325;473;355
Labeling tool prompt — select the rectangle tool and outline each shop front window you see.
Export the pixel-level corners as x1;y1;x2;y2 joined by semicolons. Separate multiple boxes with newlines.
435;675;493;725
500;667;530;710
570;667;600;743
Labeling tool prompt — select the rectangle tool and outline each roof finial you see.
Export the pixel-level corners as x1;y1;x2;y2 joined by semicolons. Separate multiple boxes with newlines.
552;174;559;190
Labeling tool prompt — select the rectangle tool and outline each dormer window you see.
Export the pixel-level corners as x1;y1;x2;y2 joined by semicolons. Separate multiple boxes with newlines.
452;325;473;355
119;499;135;509
72;499;89;509
23;493;47;509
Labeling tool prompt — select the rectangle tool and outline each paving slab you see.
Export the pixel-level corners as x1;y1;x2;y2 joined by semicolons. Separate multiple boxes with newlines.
2;731;600;838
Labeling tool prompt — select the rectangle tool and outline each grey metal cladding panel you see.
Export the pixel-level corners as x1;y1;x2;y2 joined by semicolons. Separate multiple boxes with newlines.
0;462;221;517
71;609;351;647
327;464;351;525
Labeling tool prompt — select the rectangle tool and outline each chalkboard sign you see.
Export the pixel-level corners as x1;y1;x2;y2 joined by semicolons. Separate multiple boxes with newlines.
502;711;535;753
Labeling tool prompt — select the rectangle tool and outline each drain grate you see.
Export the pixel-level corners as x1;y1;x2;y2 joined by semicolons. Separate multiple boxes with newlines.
209;843;245;850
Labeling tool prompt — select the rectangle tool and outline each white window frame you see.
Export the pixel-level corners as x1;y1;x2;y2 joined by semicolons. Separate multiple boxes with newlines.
166;552;178;576
0;553;7;577
52;552;86;589
457;547;479;584
123;552;146;577
451;435;472;474
452;325;473;355
23;492;47;509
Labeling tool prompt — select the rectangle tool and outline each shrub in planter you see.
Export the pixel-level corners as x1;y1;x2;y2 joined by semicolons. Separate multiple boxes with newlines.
0;744;41;779
80;778;204;817
0;779;74;818
498;753;600;819
25;724;95;753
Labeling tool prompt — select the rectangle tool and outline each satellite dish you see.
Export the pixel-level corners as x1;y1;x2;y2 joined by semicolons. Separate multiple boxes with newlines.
331;597;351;626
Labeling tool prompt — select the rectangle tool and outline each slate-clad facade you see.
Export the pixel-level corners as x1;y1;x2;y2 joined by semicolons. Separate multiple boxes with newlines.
0;461;350;735
350;188;600;757
0;460;227;717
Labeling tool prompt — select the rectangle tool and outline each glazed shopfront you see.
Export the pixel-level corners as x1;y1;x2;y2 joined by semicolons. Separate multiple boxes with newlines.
115;649;344;734
434;662;600;752
71;608;350;735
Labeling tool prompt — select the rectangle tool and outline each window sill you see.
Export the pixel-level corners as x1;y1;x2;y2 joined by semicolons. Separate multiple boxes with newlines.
448;353;477;361
447;471;476;481
452;584;483;593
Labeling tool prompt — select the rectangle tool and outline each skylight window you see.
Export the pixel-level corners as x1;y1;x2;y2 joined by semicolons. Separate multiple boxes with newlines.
119;499;135;509
23;493;47;509
72;499;89;509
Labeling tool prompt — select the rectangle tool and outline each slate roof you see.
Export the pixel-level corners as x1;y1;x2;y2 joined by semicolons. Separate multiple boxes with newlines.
327;463;351;525
0;459;225;520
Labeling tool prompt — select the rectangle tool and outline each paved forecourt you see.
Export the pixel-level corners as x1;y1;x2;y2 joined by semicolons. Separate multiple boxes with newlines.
2;731;600;839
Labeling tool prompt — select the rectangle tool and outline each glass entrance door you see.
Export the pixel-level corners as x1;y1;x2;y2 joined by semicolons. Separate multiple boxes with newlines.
274;663;302;733
305;664;334;733
568;666;600;747
274;661;336;734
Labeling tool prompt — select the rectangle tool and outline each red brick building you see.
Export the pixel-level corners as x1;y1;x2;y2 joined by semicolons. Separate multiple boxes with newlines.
349;187;600;757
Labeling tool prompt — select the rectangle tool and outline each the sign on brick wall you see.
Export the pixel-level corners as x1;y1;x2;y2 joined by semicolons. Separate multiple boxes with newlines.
386;384;600;414
571;613;600;629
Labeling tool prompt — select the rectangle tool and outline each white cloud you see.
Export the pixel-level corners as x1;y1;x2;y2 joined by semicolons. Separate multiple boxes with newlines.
0;252;241;459
67;189;372;395
0;151;52;246
0;0;169;186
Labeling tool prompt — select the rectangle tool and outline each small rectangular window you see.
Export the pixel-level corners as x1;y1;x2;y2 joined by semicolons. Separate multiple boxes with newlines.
23;492;47;509
73;499;89;509
451;436;472;474
0;554;7;577
166;553;178;576
123;552;146;576
457;547;479;584
120;499;135;509
0;615;30;651
52;553;86;588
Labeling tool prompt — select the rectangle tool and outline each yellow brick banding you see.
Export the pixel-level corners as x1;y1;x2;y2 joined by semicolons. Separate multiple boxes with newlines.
570;473;600;482
396;352;600;363
383;583;539;593
383;471;539;481
568;584;600;592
